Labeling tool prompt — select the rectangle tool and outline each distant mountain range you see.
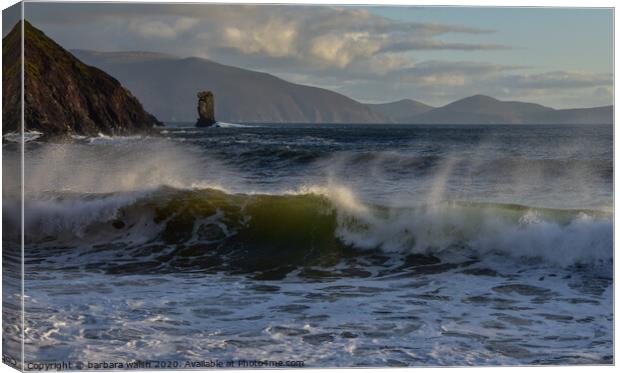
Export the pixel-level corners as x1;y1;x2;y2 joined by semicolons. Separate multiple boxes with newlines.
392;95;612;125
74;50;612;125
367;99;434;123
73;50;386;124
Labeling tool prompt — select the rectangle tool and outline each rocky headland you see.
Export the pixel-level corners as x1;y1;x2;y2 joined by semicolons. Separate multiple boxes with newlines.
2;21;162;137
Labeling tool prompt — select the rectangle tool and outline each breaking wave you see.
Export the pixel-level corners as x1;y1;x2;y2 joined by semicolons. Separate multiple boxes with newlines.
5;184;611;269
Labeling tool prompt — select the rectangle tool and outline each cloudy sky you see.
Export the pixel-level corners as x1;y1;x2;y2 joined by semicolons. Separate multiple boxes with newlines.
7;2;614;108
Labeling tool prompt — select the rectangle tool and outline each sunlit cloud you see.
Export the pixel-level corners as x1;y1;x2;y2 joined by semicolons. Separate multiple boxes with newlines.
24;3;506;70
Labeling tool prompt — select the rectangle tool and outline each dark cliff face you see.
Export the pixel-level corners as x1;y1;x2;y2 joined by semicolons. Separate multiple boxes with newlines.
2;20;22;133
2;21;162;136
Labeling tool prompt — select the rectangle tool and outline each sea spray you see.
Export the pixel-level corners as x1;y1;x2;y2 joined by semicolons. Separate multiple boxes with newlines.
11;185;612;267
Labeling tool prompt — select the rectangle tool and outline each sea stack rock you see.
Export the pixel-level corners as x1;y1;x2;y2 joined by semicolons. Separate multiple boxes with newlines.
195;91;216;127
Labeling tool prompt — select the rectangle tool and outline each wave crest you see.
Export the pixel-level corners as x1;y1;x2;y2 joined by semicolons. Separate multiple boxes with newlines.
7;184;611;268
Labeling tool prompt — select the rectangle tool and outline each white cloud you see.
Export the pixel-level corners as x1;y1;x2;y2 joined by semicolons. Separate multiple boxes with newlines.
220;20;298;58
309;32;382;68
128;17;198;40
496;71;612;90
27;3;505;70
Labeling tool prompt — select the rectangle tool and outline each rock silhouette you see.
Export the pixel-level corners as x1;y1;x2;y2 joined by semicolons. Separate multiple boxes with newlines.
195;91;215;127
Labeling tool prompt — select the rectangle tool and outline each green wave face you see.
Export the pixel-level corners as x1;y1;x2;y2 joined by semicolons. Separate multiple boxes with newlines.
10;186;612;276
142;188;347;273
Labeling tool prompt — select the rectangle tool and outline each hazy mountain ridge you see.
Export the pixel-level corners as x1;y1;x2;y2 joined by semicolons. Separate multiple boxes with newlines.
367;99;435;123
408;94;552;124
528;105;613;125
74;50;612;125
377;95;612;125
73;50;389;124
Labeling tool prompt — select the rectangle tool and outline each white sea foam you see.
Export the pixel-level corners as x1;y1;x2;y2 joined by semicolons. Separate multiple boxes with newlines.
301;183;612;266
3;130;43;142
87;133;148;145
215;121;255;128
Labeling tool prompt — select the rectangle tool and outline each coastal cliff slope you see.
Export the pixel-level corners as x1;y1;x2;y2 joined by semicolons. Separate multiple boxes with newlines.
2;21;162;136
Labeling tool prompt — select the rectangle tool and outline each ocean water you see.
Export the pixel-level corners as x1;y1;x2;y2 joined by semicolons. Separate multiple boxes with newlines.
2;123;613;367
